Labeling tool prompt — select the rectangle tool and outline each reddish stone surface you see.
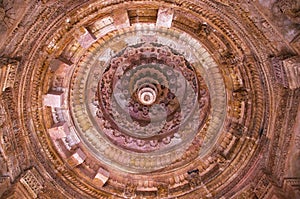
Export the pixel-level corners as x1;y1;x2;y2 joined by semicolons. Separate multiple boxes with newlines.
0;1;299;198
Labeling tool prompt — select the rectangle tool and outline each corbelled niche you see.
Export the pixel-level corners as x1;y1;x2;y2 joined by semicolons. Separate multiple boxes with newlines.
0;0;299;199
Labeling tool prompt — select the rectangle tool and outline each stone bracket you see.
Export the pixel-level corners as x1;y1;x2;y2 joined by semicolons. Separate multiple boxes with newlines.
43;90;64;107
67;148;86;168
93;167;110;187
156;8;174;28
75;27;97;49
48;121;69;140
112;9;130;29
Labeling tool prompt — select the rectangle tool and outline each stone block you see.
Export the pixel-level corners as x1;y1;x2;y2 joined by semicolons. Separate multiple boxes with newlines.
67;148;86;168
113;9;130;29
48;121;69;139
94;167;110;187
76;27;96;49
156;8;174;28
49;58;70;72
43;90;64;107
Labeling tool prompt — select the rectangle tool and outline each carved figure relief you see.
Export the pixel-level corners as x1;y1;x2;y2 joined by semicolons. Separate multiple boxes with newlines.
0;0;15;33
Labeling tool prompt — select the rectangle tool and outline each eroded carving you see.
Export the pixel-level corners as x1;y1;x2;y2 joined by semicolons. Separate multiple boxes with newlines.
272;0;300;24
0;1;15;33
123;182;137;198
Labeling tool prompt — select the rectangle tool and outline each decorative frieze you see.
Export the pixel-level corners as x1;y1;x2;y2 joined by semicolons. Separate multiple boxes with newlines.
157;183;169;198
0;58;19;91
123;182;137;198
283;177;300;196
0;0;297;198
187;169;201;188
0;88;29;180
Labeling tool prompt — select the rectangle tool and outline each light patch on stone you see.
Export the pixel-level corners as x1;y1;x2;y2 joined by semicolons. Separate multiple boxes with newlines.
67;148;86;168
43;90;64;107
156;8;174;28
94;167;110;187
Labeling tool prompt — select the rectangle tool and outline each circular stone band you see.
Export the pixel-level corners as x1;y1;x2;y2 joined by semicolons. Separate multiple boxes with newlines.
69;24;226;173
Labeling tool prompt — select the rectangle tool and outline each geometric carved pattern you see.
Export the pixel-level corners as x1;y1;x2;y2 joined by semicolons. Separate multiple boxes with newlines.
19;168;44;199
1;168;44;199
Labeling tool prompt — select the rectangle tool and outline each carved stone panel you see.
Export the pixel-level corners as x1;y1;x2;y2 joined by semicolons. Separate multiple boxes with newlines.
19;168;44;198
283;56;300;89
271;56;300;89
0;57;19;91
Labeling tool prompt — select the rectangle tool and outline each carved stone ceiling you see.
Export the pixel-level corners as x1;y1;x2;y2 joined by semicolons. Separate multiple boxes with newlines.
0;0;299;199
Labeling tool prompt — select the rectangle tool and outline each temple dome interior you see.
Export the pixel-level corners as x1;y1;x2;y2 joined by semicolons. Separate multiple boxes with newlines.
0;0;299;198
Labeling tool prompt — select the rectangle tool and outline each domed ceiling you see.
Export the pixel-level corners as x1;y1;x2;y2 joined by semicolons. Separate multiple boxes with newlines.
0;0;299;198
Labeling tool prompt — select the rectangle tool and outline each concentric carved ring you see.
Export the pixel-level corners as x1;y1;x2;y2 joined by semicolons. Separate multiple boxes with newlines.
96;44;210;152
69;26;224;172
21;1;269;197
138;86;157;105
